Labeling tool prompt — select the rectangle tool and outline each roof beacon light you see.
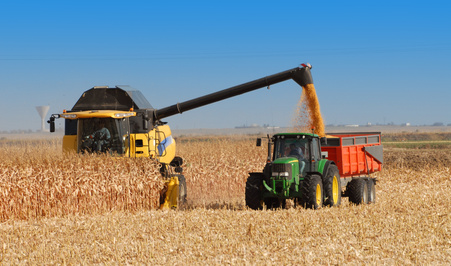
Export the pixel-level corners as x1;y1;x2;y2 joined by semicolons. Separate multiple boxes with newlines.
301;63;312;69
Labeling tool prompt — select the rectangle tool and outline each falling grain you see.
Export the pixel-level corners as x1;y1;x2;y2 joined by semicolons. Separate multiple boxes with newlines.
292;83;325;136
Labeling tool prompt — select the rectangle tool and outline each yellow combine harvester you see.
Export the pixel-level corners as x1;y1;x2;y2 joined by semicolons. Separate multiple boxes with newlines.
48;64;314;209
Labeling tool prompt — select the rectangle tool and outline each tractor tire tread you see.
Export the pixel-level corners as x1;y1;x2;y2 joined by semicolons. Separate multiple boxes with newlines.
245;174;263;210
323;165;341;207
347;178;368;205
300;174;323;209
367;178;376;203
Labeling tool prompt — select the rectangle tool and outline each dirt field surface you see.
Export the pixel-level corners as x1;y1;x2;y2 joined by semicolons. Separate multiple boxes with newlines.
0;135;450;264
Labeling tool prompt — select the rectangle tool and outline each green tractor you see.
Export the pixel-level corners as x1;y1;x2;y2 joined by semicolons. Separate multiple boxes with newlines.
246;133;341;210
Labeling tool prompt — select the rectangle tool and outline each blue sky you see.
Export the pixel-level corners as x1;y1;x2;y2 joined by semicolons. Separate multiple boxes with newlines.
1;1;450;131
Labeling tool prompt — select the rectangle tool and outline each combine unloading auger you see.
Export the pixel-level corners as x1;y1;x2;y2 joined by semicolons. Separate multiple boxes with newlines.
154;64;314;122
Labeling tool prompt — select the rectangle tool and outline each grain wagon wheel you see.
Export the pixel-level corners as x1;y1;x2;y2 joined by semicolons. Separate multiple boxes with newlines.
367;178;376;204
300;174;323;209
347;178;369;205
323;165;342;207
245;174;264;210
178;175;187;207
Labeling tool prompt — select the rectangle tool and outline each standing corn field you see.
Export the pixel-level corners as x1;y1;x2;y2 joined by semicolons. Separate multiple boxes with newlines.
0;138;163;221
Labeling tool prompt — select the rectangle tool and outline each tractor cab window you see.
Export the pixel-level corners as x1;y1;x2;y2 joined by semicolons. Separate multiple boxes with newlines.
78;117;130;154
274;136;309;161
310;138;320;161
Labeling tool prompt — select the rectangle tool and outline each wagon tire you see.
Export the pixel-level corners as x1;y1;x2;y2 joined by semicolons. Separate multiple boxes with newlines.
347;178;369;205
367;178;376;204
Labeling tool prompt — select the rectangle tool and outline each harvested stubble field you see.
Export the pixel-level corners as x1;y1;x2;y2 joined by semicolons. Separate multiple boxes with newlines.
0;135;450;264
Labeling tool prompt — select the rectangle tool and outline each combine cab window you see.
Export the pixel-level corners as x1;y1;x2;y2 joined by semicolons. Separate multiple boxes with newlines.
78;118;130;155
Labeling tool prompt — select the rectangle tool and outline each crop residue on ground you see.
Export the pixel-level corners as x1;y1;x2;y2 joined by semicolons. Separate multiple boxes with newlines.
0;136;450;264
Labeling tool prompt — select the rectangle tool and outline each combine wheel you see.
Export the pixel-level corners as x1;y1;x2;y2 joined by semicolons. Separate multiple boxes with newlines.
300;174;323;209
347;178;369;205
178;175;187;207
323;165;341;207
245;174;263;210
367;178;376;204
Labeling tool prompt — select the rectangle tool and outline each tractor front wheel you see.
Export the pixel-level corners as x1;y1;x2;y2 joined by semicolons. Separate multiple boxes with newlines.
264;198;286;210
245;174;263;210
300;174;323;209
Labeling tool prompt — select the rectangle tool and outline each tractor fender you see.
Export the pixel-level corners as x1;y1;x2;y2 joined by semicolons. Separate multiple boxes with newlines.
317;159;332;176
305;171;323;178
304;160;336;182
321;160;336;179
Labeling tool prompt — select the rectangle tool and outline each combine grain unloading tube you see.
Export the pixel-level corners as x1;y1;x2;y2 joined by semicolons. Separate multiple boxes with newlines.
153;64;314;121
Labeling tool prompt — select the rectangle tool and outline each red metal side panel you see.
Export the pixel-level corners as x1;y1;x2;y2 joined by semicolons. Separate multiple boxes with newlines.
341;147;351;176
322;132;382;178
369;153;382;172
323;145;341;172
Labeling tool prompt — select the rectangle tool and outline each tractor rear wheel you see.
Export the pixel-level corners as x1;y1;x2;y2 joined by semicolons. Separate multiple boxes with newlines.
300;174;323;209
178;175;187;207
245;174;263;210
367;178;376;203
323;165;341;207
347;178;368;205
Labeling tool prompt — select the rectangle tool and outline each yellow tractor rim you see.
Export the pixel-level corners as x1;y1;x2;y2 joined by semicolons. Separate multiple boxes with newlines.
332;175;339;204
315;184;321;206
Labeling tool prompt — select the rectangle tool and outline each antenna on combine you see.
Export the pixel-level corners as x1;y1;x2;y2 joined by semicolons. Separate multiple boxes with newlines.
35;106;50;132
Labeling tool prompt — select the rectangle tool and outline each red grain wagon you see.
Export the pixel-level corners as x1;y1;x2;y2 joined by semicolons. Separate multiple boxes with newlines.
321;132;383;203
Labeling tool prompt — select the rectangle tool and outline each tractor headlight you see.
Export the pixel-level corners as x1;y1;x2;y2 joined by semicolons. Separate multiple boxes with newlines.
279;172;289;177
272;172;289;178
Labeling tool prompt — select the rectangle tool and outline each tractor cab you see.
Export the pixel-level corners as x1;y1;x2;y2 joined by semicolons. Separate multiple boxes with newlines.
266;133;322;177
273;135;308;160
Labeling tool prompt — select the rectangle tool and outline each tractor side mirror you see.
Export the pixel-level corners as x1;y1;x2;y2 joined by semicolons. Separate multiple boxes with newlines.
320;137;327;146
256;138;262;147
48;116;55;132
